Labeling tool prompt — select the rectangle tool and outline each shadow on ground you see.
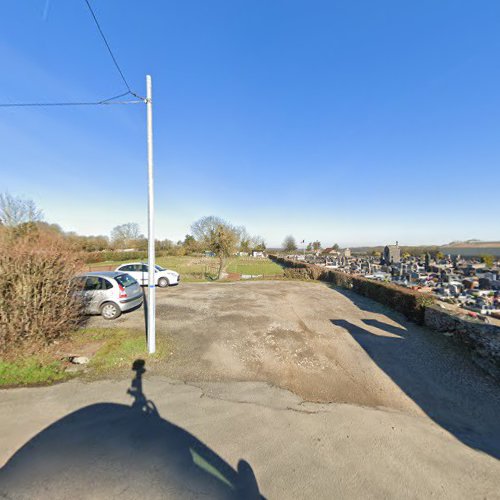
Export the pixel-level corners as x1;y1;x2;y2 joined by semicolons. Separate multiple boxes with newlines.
331;313;500;460
0;360;264;499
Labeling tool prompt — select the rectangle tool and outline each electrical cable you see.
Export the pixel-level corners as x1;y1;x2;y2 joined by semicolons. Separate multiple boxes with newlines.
0;92;143;108
0;2;145;108
83;0;143;100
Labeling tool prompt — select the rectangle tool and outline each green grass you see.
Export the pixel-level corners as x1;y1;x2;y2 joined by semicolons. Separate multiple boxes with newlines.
157;255;217;279
0;327;170;387
85;255;218;282
0;358;68;387
74;327;169;375
85;255;284;280
226;257;284;276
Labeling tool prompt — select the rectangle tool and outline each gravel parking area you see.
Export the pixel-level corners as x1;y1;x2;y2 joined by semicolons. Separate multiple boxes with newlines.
89;281;500;421
3;280;500;498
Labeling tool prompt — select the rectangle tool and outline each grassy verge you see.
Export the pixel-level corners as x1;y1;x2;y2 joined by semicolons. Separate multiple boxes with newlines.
0;358;69;387
0;327;170;388
74;328;168;376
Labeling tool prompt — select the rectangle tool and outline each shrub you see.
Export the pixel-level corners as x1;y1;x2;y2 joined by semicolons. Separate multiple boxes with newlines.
351;277;431;324
326;269;353;289
284;268;311;280
0;230;85;355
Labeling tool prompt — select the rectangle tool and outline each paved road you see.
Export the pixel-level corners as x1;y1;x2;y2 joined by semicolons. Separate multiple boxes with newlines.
1;281;499;498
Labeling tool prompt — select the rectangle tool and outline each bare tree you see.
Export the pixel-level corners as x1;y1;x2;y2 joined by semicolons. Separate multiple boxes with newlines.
250;235;266;252
110;223;143;249
236;226;251;253
0;193;43;227
282;235;297;252
191;216;239;278
191;216;225;241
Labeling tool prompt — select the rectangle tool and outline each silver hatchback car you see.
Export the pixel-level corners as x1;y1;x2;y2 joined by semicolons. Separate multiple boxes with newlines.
75;272;143;320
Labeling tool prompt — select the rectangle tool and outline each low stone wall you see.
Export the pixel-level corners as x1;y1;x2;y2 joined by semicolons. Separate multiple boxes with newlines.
425;306;500;379
270;255;500;380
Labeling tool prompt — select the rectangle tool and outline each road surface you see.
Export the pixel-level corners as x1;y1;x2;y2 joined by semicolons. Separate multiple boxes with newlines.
1;281;499;498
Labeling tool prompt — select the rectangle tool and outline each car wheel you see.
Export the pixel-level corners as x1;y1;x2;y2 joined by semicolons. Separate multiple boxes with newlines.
158;277;170;288
100;302;122;320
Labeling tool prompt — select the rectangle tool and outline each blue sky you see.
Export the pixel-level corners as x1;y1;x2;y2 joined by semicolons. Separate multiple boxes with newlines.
0;0;499;247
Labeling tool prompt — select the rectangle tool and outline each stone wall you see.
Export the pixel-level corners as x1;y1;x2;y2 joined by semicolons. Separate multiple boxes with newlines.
424;306;500;379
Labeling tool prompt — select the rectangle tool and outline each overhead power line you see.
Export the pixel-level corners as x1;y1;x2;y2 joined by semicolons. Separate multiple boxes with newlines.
0;1;144;108
0;92;143;108
100;90;138;103
0;99;143;108
83;0;143;100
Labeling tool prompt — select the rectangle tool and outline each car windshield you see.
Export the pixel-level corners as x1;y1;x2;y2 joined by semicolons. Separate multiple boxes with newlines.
155;265;165;271
115;274;138;288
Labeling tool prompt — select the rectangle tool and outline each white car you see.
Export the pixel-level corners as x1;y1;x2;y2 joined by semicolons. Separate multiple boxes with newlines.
115;262;180;287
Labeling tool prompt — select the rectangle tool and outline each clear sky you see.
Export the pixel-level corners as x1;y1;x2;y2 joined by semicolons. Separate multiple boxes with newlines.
1;0;499;247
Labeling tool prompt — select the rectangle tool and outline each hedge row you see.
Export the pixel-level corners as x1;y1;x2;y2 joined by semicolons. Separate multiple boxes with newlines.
271;255;434;324
84;250;170;263
0;232;85;354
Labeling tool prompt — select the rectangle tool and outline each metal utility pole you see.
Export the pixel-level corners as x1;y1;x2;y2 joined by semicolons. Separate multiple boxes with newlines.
146;75;156;354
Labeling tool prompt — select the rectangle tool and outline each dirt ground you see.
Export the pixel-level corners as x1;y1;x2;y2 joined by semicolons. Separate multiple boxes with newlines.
88;281;500;457
2;281;500;498
90;280;500;407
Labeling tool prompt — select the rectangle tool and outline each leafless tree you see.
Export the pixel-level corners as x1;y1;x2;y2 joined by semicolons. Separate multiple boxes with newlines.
0;192;43;227
250;235;266;251
110;223;143;249
191;216;225;241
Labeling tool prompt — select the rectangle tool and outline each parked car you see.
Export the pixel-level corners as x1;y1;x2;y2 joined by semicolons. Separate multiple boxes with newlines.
74;272;143;319
115;262;180;287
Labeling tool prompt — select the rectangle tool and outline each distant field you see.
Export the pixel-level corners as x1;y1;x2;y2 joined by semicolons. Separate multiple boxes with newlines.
157;256;214;277
350;244;500;258
443;241;500;248
85;256;215;281
226;257;284;276
439;247;500;257
85;255;284;280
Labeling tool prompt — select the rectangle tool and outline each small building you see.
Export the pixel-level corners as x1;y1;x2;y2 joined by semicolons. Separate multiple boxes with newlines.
341;248;351;258
252;251;265;258
382;243;401;265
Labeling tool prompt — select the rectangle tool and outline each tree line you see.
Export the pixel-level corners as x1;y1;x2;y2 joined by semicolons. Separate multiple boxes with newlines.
0;193;268;279
281;236;332;253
